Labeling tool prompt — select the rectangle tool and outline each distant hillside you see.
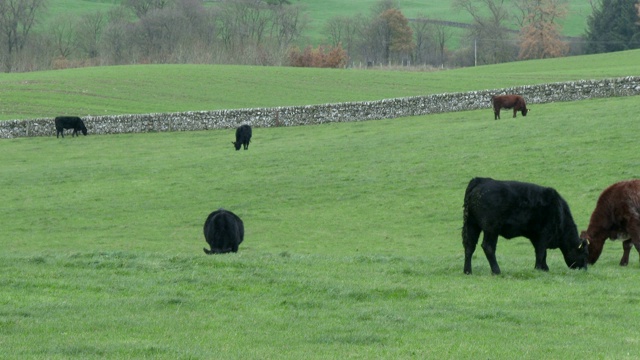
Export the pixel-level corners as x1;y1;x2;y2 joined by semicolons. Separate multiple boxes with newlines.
46;0;591;44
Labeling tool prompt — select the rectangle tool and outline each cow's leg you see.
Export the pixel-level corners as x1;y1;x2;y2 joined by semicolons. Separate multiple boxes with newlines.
462;221;481;274
481;233;501;275
494;108;500;120
533;243;549;271
632;240;640;265
620;240;632;266
512;108;517;118
626;222;640;266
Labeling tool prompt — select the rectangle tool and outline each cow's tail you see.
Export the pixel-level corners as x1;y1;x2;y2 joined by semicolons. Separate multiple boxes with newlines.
463;177;484;223
463;178;483;208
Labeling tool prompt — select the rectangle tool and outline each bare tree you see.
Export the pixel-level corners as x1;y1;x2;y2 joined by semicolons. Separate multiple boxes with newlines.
516;0;569;59
410;16;435;65
454;0;516;64
49;15;76;59
124;0;173;19
323;14;364;66
0;0;47;71
76;11;106;59
217;0;270;55
433;22;451;66
269;2;307;51
101;7;131;65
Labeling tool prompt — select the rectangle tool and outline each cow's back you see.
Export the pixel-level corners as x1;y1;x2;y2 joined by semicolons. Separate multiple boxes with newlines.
464;178;562;237
203;209;244;253
591;180;640;227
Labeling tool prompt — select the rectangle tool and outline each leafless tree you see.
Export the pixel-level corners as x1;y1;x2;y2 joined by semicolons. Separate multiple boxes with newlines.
454;0;517;64
323;14;365;66
217;0;270;55
49;15;76;59
100;7;131;65
76;11;106;59
0;0;47;71
411;15;436;65
269;2;307;51
124;0;173;19
433;22;451;66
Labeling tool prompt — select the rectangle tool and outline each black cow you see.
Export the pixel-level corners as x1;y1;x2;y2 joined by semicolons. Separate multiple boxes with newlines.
462;177;588;274
203;209;244;254
55;116;88;138
232;124;252;150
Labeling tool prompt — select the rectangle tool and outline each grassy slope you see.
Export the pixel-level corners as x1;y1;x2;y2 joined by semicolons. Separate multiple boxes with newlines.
3;94;640;358
1;49;640;121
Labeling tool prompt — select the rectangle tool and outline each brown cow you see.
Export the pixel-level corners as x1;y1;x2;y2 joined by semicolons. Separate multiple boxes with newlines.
491;95;528;120
581;180;640;266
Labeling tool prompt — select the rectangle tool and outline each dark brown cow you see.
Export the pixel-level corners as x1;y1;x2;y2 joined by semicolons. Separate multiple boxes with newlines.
491;95;528;120
581;180;640;266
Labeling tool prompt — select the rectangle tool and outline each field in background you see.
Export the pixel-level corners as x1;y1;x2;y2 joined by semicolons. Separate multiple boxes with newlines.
1;49;639;121
45;0;592;43
3;92;640;357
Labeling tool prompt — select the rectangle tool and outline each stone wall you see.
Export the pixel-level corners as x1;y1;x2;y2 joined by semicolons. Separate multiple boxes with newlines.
2;76;639;139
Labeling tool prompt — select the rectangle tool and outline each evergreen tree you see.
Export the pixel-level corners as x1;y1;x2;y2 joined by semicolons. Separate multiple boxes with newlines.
584;0;640;53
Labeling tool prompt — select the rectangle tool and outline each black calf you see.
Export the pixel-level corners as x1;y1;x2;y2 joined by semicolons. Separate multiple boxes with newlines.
232;124;252;150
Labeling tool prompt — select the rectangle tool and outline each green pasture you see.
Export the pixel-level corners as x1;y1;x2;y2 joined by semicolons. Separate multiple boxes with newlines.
1;49;640;121
2;91;640;358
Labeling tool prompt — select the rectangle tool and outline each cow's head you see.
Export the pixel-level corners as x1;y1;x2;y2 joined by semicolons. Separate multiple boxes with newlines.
521;108;529;117
581;230;605;265
232;141;241;150
565;237;589;270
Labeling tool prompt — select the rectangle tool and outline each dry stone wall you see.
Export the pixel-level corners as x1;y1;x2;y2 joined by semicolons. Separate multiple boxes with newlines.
2;76;639;139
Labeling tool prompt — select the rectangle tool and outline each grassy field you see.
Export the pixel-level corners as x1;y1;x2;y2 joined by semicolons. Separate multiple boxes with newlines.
45;0;592;42
1;49;640;121
3;80;640;358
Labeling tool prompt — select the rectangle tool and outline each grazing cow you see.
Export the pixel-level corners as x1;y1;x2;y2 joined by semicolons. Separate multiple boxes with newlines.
203;209;244;254
491;95;529;120
55;116;88;138
232;124;252;150
580;180;640;266
462;177;588;274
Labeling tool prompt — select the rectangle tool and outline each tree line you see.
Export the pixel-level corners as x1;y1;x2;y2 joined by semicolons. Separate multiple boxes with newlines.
0;0;638;72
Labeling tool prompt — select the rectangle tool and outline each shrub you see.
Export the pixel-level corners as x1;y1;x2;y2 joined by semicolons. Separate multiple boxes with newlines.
288;44;347;68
